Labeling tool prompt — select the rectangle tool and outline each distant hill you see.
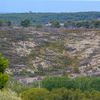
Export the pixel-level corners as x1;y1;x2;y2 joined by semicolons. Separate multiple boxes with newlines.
0;12;100;25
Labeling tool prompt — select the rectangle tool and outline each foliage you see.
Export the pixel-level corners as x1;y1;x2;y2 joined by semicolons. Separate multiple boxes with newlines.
0;54;8;89
52;88;100;100
21;88;49;100
64;22;69;28
0;73;8;89
0;54;8;73
92;20;100;28
0;12;100;25
7;21;12;26
41;76;100;91
1;12;100;28
0;20;11;26
42;76;73;90
0;89;21;100
4;76;100;100
50;20;60;28
20;19;30;27
0;20;3;26
20;88;100;100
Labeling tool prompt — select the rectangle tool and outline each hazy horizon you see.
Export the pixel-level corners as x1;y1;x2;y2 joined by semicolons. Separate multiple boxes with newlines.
0;0;100;13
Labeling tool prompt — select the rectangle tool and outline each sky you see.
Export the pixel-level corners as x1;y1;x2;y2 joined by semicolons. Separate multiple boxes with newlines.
0;0;100;13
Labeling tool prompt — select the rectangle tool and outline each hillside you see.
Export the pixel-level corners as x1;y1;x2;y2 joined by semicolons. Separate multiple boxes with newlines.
0;27;100;83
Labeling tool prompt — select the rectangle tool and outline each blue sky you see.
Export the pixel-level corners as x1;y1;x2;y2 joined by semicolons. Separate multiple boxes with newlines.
0;0;100;13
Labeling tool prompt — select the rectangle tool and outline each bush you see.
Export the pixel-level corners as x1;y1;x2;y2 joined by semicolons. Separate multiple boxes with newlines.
0;89;21;100
50;20;60;28
42;76;74;90
0;54;8;89
21;88;49;100
0;54;8;73
20;19;30;27
0;73;8;89
20;88;100;100
42;76;100;91
90;77;100;91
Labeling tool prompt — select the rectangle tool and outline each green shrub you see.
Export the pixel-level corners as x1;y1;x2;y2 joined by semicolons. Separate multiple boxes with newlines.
51;88;100;100
21;88;49;100
90;77;100;91
42;76;74;90
20;88;100;100
0;54;8;89
20;19;30;27
0;73;8;89
42;76;100;91
50;20;60;28
0;54;8;73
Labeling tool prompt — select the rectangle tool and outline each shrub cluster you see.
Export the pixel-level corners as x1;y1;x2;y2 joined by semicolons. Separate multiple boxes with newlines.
41;76;100;91
0;54;8;89
20;76;100;100
21;88;100;100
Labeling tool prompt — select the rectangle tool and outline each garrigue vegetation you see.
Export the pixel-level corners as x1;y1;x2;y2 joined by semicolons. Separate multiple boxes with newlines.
0;12;100;100
21;76;100;100
0;54;100;100
4;76;100;100
41;76;100;91
21;88;100;100
0;54;21;100
0;54;8;89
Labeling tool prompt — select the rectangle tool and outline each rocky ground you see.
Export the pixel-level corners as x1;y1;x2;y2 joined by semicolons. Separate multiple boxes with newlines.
63;30;100;76
0;27;100;83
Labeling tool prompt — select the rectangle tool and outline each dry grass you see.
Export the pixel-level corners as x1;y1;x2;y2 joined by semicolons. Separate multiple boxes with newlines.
0;89;22;100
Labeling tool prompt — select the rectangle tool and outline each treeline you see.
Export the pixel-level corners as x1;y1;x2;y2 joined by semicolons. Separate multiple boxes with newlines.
49;20;100;28
64;20;100;28
19;19;100;28
1;19;100;29
0;12;100;25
